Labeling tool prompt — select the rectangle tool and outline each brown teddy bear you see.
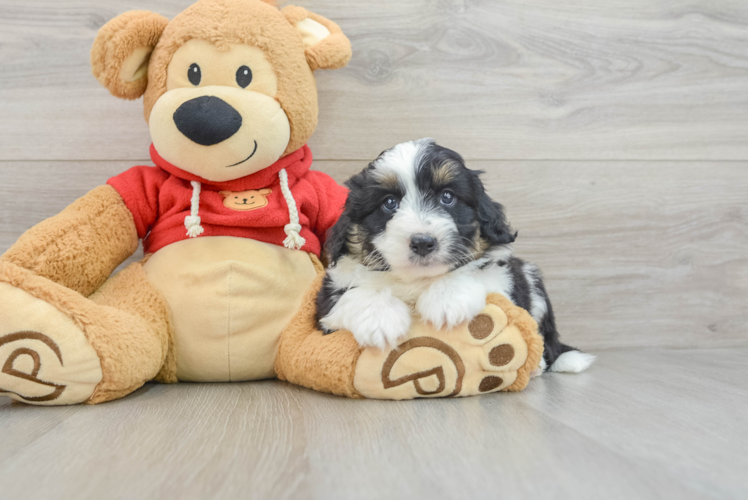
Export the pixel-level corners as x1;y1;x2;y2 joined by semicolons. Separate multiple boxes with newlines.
0;0;542;405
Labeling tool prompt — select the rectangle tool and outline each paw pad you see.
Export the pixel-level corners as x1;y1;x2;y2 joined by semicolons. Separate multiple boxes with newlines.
468;314;494;339
478;375;503;392
489;344;515;367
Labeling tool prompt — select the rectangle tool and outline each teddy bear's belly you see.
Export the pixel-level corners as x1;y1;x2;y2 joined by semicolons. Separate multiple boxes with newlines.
142;236;318;382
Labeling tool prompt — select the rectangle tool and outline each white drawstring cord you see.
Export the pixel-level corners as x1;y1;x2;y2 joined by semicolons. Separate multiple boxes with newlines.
278;168;306;250
184;180;204;238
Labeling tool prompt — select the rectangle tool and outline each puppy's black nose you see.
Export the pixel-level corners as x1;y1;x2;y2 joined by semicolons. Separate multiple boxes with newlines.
173;96;242;146
410;234;437;257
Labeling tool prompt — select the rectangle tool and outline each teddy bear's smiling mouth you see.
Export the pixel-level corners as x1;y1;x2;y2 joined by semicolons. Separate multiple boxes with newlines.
225;140;258;168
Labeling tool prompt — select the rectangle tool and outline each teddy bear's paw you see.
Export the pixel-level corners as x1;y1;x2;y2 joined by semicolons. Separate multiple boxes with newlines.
0;280;102;405
352;297;543;399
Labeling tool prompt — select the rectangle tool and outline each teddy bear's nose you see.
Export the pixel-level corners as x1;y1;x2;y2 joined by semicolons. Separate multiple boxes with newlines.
173;96;243;146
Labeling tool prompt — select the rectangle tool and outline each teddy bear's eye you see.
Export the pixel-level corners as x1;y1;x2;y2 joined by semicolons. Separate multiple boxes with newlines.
236;65;252;88
188;63;201;86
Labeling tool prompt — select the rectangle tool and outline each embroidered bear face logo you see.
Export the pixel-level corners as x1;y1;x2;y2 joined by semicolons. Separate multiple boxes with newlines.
219;188;272;211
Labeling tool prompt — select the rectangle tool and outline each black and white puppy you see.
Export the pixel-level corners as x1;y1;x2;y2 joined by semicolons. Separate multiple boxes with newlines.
317;139;594;374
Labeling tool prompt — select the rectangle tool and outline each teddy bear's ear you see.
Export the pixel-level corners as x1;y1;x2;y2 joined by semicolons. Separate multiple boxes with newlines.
91;11;169;100
259;188;273;195
281;6;352;71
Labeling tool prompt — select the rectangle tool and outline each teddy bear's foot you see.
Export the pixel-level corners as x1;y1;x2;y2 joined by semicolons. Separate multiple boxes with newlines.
0;279;102;405
353;294;544;399
277;276;544;400
0;261;170;405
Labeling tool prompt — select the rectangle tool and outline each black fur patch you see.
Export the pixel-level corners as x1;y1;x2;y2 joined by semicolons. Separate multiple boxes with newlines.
316;274;347;334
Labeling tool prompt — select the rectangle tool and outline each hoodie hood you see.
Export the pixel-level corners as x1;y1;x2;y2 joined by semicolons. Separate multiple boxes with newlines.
149;143;313;191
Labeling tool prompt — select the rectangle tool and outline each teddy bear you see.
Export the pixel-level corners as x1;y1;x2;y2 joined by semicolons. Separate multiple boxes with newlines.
0;0;542;406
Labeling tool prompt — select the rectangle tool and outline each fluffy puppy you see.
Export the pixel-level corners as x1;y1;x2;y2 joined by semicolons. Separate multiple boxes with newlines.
317;138;595;373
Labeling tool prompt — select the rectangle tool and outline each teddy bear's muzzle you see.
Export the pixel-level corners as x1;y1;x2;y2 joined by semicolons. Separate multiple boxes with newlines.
173;95;243;146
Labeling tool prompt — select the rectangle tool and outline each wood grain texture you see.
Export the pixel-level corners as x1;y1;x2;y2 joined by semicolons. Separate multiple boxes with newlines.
2;160;746;349
1;348;746;499
1;0;748;161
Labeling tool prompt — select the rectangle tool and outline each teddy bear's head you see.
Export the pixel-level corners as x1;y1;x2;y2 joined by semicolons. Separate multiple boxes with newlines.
91;0;351;182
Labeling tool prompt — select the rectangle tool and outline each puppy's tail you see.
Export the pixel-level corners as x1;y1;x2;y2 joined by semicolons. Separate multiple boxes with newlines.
548;344;596;373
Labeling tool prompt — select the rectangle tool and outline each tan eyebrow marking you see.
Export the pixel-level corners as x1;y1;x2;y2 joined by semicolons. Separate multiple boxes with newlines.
431;160;459;186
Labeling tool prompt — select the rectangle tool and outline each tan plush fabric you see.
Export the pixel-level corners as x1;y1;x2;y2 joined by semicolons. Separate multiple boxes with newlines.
91;10;169;100
149;39;292;182
490;293;545;392
275;272;364;398
0;261;169;404
89;262;176;385
281;6;353;71
0;281;103;405
142;237;318;382
0;185;139;297
140;0;351;157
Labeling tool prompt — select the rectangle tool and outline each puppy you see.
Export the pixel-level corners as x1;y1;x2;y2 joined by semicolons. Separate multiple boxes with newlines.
317;139;595;374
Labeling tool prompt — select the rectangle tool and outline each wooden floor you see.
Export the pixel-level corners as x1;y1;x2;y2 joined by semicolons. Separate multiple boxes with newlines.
1;0;748;498
1;348;745;499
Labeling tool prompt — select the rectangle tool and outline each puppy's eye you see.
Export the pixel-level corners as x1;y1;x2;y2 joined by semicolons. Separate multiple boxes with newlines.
188;63;201;86
382;195;399;213
440;190;456;207
236;65;253;88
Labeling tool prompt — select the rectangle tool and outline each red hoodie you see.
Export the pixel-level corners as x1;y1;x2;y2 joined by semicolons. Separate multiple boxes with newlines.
107;144;348;257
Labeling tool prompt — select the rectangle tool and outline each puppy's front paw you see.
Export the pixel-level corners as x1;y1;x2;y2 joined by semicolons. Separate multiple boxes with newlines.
319;287;412;350
416;275;486;330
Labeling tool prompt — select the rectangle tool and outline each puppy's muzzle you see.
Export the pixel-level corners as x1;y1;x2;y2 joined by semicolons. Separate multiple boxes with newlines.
173;96;243;146
409;233;437;257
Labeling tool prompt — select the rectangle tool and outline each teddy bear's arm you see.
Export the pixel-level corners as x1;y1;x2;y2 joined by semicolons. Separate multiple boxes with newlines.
1;185;139;297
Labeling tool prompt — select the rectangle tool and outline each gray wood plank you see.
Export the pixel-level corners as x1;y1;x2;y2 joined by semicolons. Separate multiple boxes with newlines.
2;159;746;349
1;347;746;499
1;0;748;161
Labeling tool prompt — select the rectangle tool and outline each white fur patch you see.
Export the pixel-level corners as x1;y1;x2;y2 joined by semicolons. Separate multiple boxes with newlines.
549;351;596;373
319;287;412;350
475;261;514;300
523;263;549;323
370;138;431;193
530;356;547;378
416;273;487;330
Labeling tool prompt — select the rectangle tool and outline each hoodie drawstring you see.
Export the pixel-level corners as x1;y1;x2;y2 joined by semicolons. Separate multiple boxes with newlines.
182;170;306;250
184;181;204;238
278;168;306;250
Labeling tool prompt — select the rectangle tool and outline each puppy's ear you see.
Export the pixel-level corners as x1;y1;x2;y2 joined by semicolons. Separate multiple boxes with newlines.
91;11;169;99
324;212;353;265
471;171;517;246
282;6;352;71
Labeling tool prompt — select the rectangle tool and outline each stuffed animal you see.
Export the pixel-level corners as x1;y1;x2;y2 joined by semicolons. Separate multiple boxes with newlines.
0;0;542;405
